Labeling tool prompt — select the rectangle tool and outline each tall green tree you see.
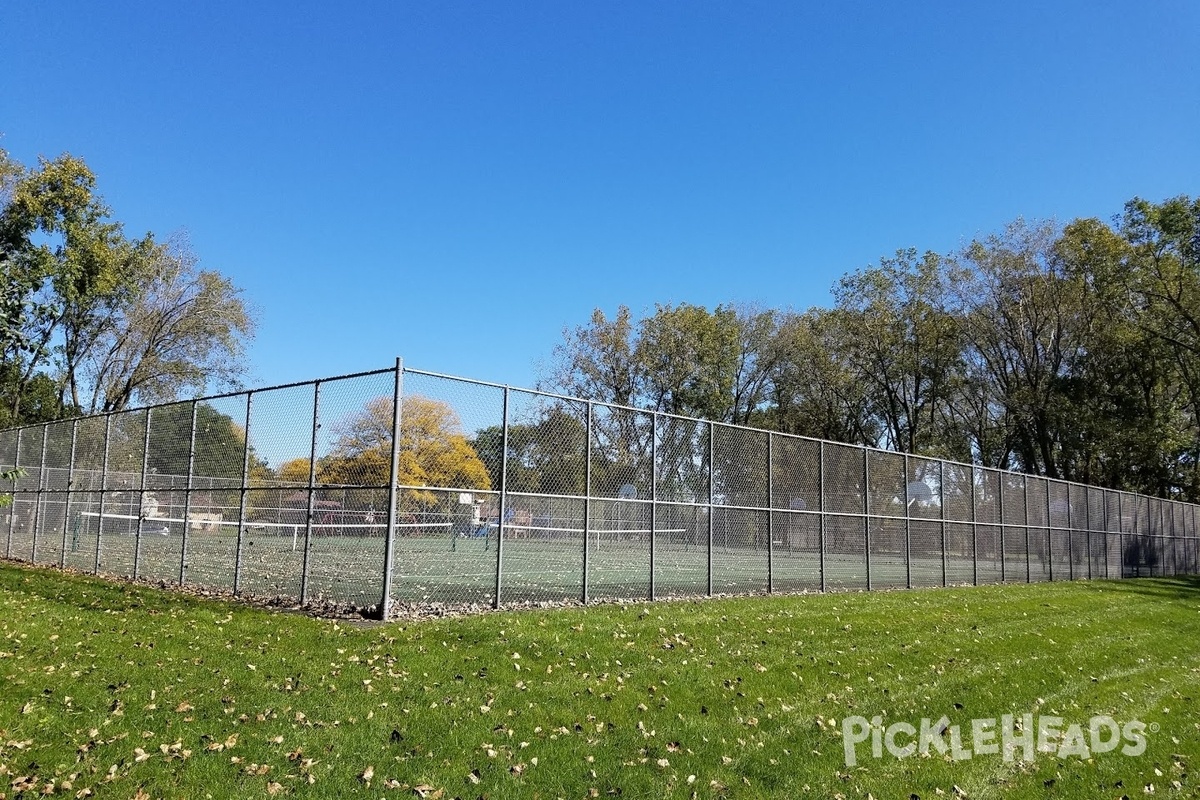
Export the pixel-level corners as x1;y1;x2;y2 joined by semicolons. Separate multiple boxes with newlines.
82;234;254;413
0;151;255;423
832;249;963;458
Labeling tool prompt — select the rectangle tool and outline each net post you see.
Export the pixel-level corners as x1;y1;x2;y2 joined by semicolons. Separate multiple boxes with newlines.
233;393;253;595
382;361;403;621
134;408;152;580
494;387;510;609
180;401;198;586
301;381;321;605
59;419;78;568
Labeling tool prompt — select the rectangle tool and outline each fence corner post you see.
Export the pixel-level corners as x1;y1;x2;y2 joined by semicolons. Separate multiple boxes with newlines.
381;358;404;621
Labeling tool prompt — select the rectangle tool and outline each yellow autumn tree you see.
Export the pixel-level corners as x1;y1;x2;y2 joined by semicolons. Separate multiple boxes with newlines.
276;457;313;485
318;395;490;504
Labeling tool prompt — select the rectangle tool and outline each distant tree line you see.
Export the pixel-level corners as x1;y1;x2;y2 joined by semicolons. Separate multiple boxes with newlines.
543;196;1200;502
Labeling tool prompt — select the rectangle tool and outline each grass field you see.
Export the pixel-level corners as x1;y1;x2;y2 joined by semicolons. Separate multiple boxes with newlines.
1;562;1198;799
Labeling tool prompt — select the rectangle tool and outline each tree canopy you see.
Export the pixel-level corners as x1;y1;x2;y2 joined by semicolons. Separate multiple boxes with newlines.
0;149;254;425
544;195;1200;501
317;395;491;505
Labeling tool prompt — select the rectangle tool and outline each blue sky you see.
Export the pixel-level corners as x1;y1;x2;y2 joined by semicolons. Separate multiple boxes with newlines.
2;1;1198;394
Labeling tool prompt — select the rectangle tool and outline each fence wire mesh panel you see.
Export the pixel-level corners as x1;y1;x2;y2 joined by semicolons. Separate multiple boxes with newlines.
36;420;72;568
867;449;906;589
10;425;45;562
2;359;1199;616
768;434;821;592
712;425;768;595
583;404;654;601
305;372;394;608
93;409;146;579
975;468;1001;584
389;371;504;608
63;416;105;573
653;418;711;598
1026;477;1051;581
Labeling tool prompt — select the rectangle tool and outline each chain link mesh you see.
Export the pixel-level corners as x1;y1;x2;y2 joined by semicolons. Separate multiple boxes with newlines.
2;362;1198;613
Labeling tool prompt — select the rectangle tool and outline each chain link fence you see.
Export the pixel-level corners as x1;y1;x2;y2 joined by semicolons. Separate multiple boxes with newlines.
1;359;1197;618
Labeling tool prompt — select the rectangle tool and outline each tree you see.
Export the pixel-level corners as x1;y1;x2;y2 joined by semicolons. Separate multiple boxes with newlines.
475;405;589;496
318;395;491;505
0;153;140;420
832;249;964;458
0;151;255;422
81;233;254;413
276;457;314;485
542;306;641;408
766;308;878;445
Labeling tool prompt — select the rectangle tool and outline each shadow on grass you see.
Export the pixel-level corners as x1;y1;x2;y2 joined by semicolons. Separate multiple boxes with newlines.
1069;574;1200;602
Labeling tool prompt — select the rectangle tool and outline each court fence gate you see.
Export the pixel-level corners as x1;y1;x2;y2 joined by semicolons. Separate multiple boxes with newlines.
0;358;1196;619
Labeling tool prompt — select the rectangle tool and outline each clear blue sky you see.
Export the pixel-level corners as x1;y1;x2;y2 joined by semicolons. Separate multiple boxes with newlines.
3;1;1197;394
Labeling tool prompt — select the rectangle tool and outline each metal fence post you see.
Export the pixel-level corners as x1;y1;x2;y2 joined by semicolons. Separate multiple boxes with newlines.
970;466;978;586
1102;490;1109;580
818;440;826;593
1159;500;1168;577
180;401;198;586
1046;483;1054;582
134;409;153;580
766;432;773;594
939;460;947;587
863;450;872;591
998;474;1006;582
494;387;510;609
59;420;78;568
707;422;714;597
650;414;658;601
95;415;112;575
1118;492;1125;578
5;429;19;559
1084;490;1091;580
300;382;321;604
582;402;592;605
381;362;403;620
1023;479;1031;583
233;393;253;595
30;424;48;564
903;454;911;589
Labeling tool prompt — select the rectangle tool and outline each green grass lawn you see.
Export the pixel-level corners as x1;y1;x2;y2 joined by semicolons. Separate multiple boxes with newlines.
1;563;1198;799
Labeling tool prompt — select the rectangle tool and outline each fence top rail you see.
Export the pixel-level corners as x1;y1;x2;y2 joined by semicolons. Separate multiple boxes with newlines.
0;367;397;431
0;359;1195;512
